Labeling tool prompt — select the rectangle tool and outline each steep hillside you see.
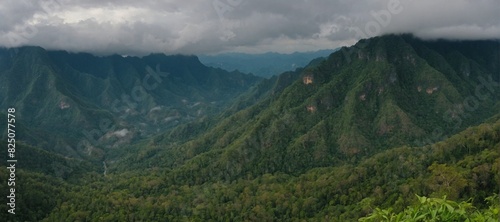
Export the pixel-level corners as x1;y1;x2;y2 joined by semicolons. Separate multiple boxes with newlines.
113;35;500;182
0;47;262;161
1;34;499;222
4;117;497;221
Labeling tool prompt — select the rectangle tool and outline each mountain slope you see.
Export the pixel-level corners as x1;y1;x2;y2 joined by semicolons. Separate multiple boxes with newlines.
114;35;500;183
9;117;497;221
0;47;262;160
1;34;499;222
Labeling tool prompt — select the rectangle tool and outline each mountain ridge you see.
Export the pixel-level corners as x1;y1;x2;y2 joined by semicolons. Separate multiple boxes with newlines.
0;46;262;160
110;34;500;182
0;34;499;221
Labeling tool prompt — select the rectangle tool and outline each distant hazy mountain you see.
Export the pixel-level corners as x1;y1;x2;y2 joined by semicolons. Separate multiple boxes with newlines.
1;35;499;222
198;49;338;78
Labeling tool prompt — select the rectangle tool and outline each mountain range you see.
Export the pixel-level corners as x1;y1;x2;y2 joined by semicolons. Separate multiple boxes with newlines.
0;34;499;221
112;34;500;179
0;47;261;161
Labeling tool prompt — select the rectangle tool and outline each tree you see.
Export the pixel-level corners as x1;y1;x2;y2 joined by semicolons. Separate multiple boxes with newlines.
427;163;467;199
359;195;499;222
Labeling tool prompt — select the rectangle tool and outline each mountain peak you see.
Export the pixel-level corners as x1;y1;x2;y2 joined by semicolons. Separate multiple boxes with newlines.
131;35;500;183
1;35;499;221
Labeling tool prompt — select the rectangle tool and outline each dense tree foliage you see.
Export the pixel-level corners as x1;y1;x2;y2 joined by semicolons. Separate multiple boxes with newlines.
360;195;499;222
0;47;262;157
1;119;498;221
0;35;498;221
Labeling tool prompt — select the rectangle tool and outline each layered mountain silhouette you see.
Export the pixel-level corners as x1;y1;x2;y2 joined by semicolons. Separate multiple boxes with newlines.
112;34;500;182
0;34;499;221
0;47;261;159
198;49;338;78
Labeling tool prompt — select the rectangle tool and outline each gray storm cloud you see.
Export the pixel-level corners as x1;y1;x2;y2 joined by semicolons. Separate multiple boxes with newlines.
0;0;498;55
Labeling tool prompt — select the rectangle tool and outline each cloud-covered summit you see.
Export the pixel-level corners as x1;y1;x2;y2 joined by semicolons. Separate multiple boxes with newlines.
1;0;498;55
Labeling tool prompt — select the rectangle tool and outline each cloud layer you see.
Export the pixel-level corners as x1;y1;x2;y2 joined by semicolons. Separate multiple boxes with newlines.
0;0;498;55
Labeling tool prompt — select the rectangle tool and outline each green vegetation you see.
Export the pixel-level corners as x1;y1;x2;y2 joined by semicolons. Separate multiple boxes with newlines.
1;118;498;221
0;47;262;158
360;195;499;222
111;35;500;180
0;35;499;221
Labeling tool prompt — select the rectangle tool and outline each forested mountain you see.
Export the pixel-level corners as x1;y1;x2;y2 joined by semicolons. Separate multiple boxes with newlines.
111;35;500;180
0;35;499;221
199;49;338;78
0;47;261;161
1;117;498;221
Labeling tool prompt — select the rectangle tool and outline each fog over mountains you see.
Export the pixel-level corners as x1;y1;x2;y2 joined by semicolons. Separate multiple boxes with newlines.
1;0;498;55
1;0;500;220
0;34;499;221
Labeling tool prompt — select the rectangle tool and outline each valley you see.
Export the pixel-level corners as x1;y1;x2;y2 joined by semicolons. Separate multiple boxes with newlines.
0;34;499;221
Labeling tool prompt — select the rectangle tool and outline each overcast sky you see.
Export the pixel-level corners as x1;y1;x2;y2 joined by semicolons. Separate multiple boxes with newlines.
0;0;499;55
